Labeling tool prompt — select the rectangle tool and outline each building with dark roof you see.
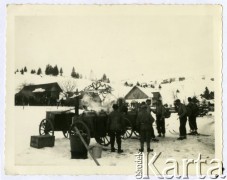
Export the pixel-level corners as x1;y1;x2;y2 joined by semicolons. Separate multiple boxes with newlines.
124;86;161;105
15;82;62;106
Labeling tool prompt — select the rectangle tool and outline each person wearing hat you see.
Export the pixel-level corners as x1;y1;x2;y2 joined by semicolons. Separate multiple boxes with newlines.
174;99;188;140
136;102;155;152
117;98;128;115
187;97;199;135
152;100;166;137
146;99;159;142
107;104;124;153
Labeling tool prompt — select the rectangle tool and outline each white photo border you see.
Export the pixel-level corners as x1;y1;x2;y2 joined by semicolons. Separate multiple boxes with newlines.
0;0;226;179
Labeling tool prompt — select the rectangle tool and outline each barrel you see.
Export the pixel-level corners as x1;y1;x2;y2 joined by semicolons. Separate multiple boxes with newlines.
70;133;89;159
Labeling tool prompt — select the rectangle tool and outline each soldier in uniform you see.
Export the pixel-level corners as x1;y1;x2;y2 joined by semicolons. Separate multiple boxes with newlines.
117;98;128;115
187;97;199;135
107;104;124;153
175;99;188;140
146;99;159;142
152;100;166;137
136;103;155;152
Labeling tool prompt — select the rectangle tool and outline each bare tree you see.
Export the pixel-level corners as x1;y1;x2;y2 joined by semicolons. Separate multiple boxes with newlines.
59;79;77;97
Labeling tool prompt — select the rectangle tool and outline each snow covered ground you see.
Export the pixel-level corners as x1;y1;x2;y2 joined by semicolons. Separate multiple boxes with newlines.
15;106;215;174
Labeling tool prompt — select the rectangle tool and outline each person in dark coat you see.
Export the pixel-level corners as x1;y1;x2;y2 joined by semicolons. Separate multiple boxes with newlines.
152;100;166;137
175;99;188;140
107;104;124;153
136;103;155;152
146;99;159;142
117;98;128;114
187;97;199;135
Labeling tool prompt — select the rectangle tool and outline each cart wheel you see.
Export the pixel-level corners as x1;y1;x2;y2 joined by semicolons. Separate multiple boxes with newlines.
63;130;69;138
134;131;140;137
70;121;91;145
39;119;54;136
122;118;133;139
95;136;110;146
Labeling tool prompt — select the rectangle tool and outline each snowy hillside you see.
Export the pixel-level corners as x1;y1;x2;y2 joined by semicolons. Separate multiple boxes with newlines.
160;77;214;105
14;73;214;106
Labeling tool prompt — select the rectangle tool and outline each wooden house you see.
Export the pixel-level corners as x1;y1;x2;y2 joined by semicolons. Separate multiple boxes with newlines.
124;86;161;105
15;82;62;105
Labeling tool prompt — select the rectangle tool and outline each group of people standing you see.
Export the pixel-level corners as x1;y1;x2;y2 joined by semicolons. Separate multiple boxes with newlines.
174;98;199;140
107;97;199;153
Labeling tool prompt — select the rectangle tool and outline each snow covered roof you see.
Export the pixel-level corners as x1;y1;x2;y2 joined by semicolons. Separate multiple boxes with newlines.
124;86;160;100
18;82;62;94
136;86;159;97
32;88;45;92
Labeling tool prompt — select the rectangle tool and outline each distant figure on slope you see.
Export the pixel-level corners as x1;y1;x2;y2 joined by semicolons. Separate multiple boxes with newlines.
107;104;124;153
152;100;166;137
146;99;159;142
136;103;155;152
187;97;199;135
174;99;188;140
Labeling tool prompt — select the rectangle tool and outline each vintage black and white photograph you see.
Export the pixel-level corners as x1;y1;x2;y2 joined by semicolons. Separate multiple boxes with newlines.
5;5;222;176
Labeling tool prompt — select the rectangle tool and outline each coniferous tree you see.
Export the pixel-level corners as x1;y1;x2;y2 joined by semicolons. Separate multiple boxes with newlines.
45;64;50;75
45;64;53;75
201;87;212;100
20;69;24;75
53;65;59;76
210;91;214;99
24;66;27;72
192;96;199;103
204;87;210;99
60;68;63;76
31;69;36;74
102;74;107;81
37;68;42;75
71;67;77;78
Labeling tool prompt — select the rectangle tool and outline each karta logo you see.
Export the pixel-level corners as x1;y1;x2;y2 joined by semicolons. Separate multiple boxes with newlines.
134;152;225;179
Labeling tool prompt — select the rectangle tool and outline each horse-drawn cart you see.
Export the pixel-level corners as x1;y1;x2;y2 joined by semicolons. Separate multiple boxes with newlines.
39;111;74;138
39;108;137;147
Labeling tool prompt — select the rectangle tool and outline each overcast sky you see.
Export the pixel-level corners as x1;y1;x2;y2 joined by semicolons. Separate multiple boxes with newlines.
14;6;217;81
